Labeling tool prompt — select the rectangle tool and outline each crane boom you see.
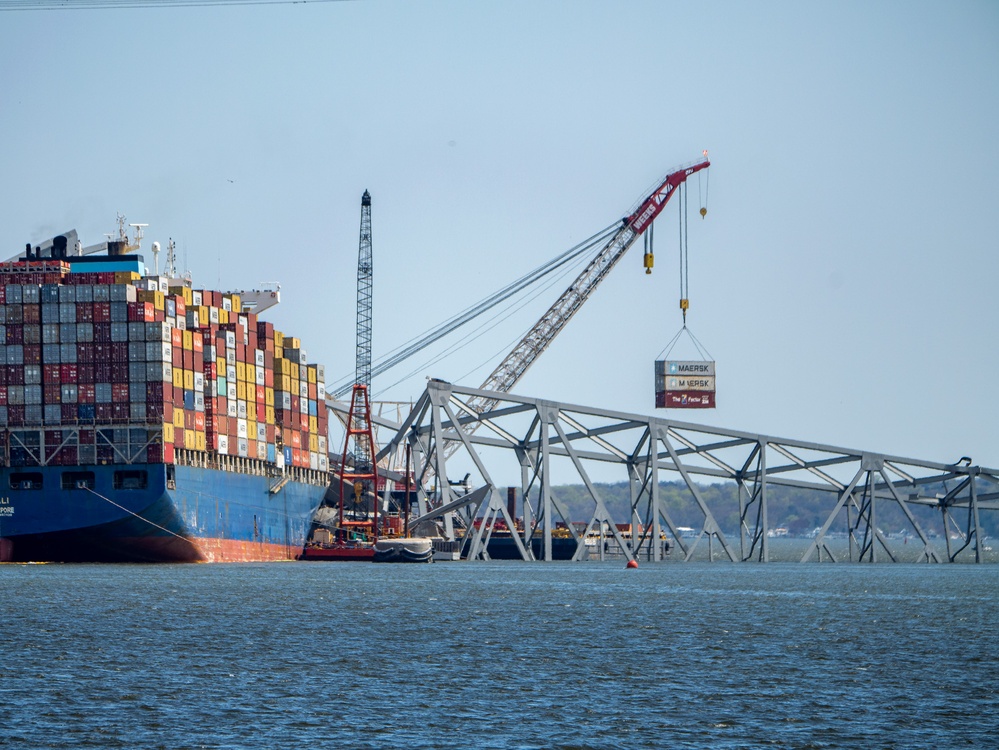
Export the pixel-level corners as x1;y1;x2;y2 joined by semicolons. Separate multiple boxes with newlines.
470;158;710;410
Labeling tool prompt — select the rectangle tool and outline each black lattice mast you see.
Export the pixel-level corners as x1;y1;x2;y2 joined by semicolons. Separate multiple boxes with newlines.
355;189;373;390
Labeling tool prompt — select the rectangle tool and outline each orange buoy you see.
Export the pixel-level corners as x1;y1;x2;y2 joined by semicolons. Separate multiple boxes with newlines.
626;559;638;569
699;207;707;218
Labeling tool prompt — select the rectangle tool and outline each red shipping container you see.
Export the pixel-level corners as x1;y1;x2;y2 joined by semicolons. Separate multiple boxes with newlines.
194;412;205;431
0;368;7;386
78;384;95;403
172;347;183;368
60;364;77;381
174;426;184;448
112;383;129;401
93;323;112;342
61;404;77;422
77;364;94;384
192;334;203;353
184;411;194;430
7;366;22;385
0;386;6;405
146;381;163;401
24;345;41;365
43;364;60;382
171;328;182;347
43;384;61;403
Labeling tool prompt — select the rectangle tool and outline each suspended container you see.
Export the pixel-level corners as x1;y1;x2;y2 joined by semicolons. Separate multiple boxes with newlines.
655;325;716;409
655;359;716;409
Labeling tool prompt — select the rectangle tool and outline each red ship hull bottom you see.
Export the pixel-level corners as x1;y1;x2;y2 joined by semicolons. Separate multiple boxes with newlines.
0;533;302;564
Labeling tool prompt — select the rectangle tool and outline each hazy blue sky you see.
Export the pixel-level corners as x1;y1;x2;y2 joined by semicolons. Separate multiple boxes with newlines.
1;0;996;472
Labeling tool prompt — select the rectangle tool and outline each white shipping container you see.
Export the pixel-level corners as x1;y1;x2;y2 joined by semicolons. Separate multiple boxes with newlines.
217;434;229;455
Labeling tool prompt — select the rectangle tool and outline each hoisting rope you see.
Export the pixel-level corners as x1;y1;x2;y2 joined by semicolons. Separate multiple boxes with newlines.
658;324;713;362
678;182;690;324
329;222;621;398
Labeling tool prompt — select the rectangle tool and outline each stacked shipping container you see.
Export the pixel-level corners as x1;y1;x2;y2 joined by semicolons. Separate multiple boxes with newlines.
0;258;329;474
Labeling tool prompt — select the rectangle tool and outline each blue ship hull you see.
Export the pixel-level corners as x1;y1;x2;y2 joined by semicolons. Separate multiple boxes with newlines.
0;463;325;562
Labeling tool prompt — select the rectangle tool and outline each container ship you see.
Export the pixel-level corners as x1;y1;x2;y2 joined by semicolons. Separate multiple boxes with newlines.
0;228;330;562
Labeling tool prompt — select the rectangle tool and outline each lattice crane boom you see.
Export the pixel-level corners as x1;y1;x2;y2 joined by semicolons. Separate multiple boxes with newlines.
355;190;373;390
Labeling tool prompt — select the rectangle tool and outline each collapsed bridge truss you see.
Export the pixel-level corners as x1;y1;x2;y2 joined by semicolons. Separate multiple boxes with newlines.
375;381;997;563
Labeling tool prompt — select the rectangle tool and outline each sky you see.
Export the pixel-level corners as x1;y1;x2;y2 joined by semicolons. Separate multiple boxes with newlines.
1;0;997;477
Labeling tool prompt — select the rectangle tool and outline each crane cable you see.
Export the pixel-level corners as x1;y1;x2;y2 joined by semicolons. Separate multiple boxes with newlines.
679;182;690;325
328;223;620;397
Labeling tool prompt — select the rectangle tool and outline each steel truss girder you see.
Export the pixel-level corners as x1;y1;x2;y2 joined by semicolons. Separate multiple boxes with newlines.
374;382;997;563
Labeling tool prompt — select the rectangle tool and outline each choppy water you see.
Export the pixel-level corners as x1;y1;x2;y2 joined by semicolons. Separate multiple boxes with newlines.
1;560;997;749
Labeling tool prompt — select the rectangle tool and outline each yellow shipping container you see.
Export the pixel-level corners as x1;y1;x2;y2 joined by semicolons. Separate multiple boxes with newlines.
265;405;275;424
173;409;184;428
280;374;291;392
290;363;299;381
184;430;196;450
182;330;193;351
286;337;300;349
309;434;319;453
219;309;228;325
264;387;274;406
236;361;246;382
217;356;226;373
183;370;194;391
198;306;209;324
195;431;206;452
274;331;284;349
273;359;290;375
247;400;257;423
306;365;316;384
172;368;184;389
237;381;246;401
163;423;175;444
231;294;241;313
309;415;318;433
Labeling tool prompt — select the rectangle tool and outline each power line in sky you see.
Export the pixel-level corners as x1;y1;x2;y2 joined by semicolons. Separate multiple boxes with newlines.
0;0;352;10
